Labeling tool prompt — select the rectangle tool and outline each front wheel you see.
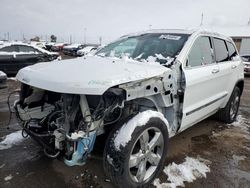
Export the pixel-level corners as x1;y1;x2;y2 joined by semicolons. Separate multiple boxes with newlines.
103;111;169;188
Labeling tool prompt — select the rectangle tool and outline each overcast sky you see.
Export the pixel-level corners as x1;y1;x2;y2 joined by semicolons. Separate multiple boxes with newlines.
1;0;250;43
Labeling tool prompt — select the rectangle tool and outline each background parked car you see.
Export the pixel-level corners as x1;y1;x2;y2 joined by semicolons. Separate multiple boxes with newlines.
30;41;46;49
77;46;97;56
51;43;68;52
0;70;7;89
0;42;59;75
63;43;85;56
45;42;56;51
241;54;250;75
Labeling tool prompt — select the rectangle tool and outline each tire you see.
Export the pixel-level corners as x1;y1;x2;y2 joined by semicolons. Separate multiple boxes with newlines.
103;111;169;188
216;87;241;123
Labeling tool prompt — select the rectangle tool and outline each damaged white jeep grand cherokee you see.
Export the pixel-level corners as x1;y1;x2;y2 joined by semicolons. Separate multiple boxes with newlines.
15;29;244;187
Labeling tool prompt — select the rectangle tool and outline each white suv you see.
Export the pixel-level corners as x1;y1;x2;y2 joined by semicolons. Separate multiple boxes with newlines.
15;29;244;187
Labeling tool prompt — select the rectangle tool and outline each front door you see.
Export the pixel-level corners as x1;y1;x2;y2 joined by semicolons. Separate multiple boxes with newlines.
180;36;227;132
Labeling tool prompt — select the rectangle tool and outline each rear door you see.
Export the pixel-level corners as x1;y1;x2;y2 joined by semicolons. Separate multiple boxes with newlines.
180;36;226;131
15;45;41;70
214;39;241;107
0;45;18;74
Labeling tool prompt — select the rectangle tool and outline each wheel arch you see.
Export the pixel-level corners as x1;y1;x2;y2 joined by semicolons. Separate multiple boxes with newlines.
130;97;160;111
235;79;244;96
103;110;170;187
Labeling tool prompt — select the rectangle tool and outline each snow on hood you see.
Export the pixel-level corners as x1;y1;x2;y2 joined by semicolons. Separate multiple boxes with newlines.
16;56;169;95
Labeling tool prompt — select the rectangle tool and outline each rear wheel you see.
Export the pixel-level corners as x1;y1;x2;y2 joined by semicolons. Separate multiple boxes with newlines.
103;111;169;188
216;87;241;123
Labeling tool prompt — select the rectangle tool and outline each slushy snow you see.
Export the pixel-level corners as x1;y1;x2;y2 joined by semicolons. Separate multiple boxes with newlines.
4;174;13;181
229;115;249;133
0;130;25;150
153;157;211;188
114;110;169;151
226;115;250;140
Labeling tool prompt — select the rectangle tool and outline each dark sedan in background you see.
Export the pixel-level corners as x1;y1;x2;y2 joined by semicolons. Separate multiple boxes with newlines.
0;42;59;75
62;43;85;56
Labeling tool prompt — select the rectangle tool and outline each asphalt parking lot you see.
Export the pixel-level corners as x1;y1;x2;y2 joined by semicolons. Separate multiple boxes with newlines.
0;77;249;188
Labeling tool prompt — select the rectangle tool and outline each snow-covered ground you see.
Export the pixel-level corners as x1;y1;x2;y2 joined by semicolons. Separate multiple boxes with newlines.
153;157;211;188
229;115;249;134
4;174;13;181
7;77;17;81
0;130;25;150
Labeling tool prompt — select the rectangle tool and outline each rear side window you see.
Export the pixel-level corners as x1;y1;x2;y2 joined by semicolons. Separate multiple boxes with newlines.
0;45;18;52
18;45;36;53
213;38;228;62
188;36;213;67
226;41;237;60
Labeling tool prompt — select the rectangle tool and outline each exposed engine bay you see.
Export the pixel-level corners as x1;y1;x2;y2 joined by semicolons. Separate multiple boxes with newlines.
15;84;127;166
14;71;176;166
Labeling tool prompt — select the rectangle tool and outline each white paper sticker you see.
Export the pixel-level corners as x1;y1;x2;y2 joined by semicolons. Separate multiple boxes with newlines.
159;34;181;40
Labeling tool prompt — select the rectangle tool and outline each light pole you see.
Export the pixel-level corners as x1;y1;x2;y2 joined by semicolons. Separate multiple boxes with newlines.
84;28;87;44
99;36;102;46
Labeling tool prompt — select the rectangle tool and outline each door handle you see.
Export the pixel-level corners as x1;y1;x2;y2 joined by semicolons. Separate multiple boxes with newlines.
212;69;219;74
232;65;237;69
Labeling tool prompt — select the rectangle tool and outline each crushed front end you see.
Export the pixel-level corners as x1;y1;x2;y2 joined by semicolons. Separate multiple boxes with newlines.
14;84;124;166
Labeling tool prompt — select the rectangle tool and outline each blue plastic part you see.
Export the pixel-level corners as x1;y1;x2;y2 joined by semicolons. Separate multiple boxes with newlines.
64;131;97;166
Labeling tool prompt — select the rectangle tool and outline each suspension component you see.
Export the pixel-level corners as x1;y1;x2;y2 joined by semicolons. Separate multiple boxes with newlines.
64;131;97;166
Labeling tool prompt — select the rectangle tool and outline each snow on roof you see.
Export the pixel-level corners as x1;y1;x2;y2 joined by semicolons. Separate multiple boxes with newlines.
46;42;55;45
0;41;58;56
65;43;82;48
122;29;195;38
0;41;25;49
143;29;195;34
122;28;233;40
54;43;65;46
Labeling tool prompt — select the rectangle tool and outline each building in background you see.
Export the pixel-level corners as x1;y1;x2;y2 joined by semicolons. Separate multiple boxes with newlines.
211;21;250;54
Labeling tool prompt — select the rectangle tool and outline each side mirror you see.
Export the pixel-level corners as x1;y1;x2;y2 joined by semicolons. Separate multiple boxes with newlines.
13;53;16;59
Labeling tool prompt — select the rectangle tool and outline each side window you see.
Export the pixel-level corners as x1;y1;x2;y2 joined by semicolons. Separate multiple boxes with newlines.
0;45;18;52
188;36;213;67
213;38;228;62
18;45;36;53
226;41;237;60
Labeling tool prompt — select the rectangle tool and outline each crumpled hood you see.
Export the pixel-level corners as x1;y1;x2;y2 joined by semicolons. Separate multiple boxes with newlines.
16;56;169;95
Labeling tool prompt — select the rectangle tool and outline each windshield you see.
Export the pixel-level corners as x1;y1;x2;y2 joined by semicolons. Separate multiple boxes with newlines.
96;33;189;64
